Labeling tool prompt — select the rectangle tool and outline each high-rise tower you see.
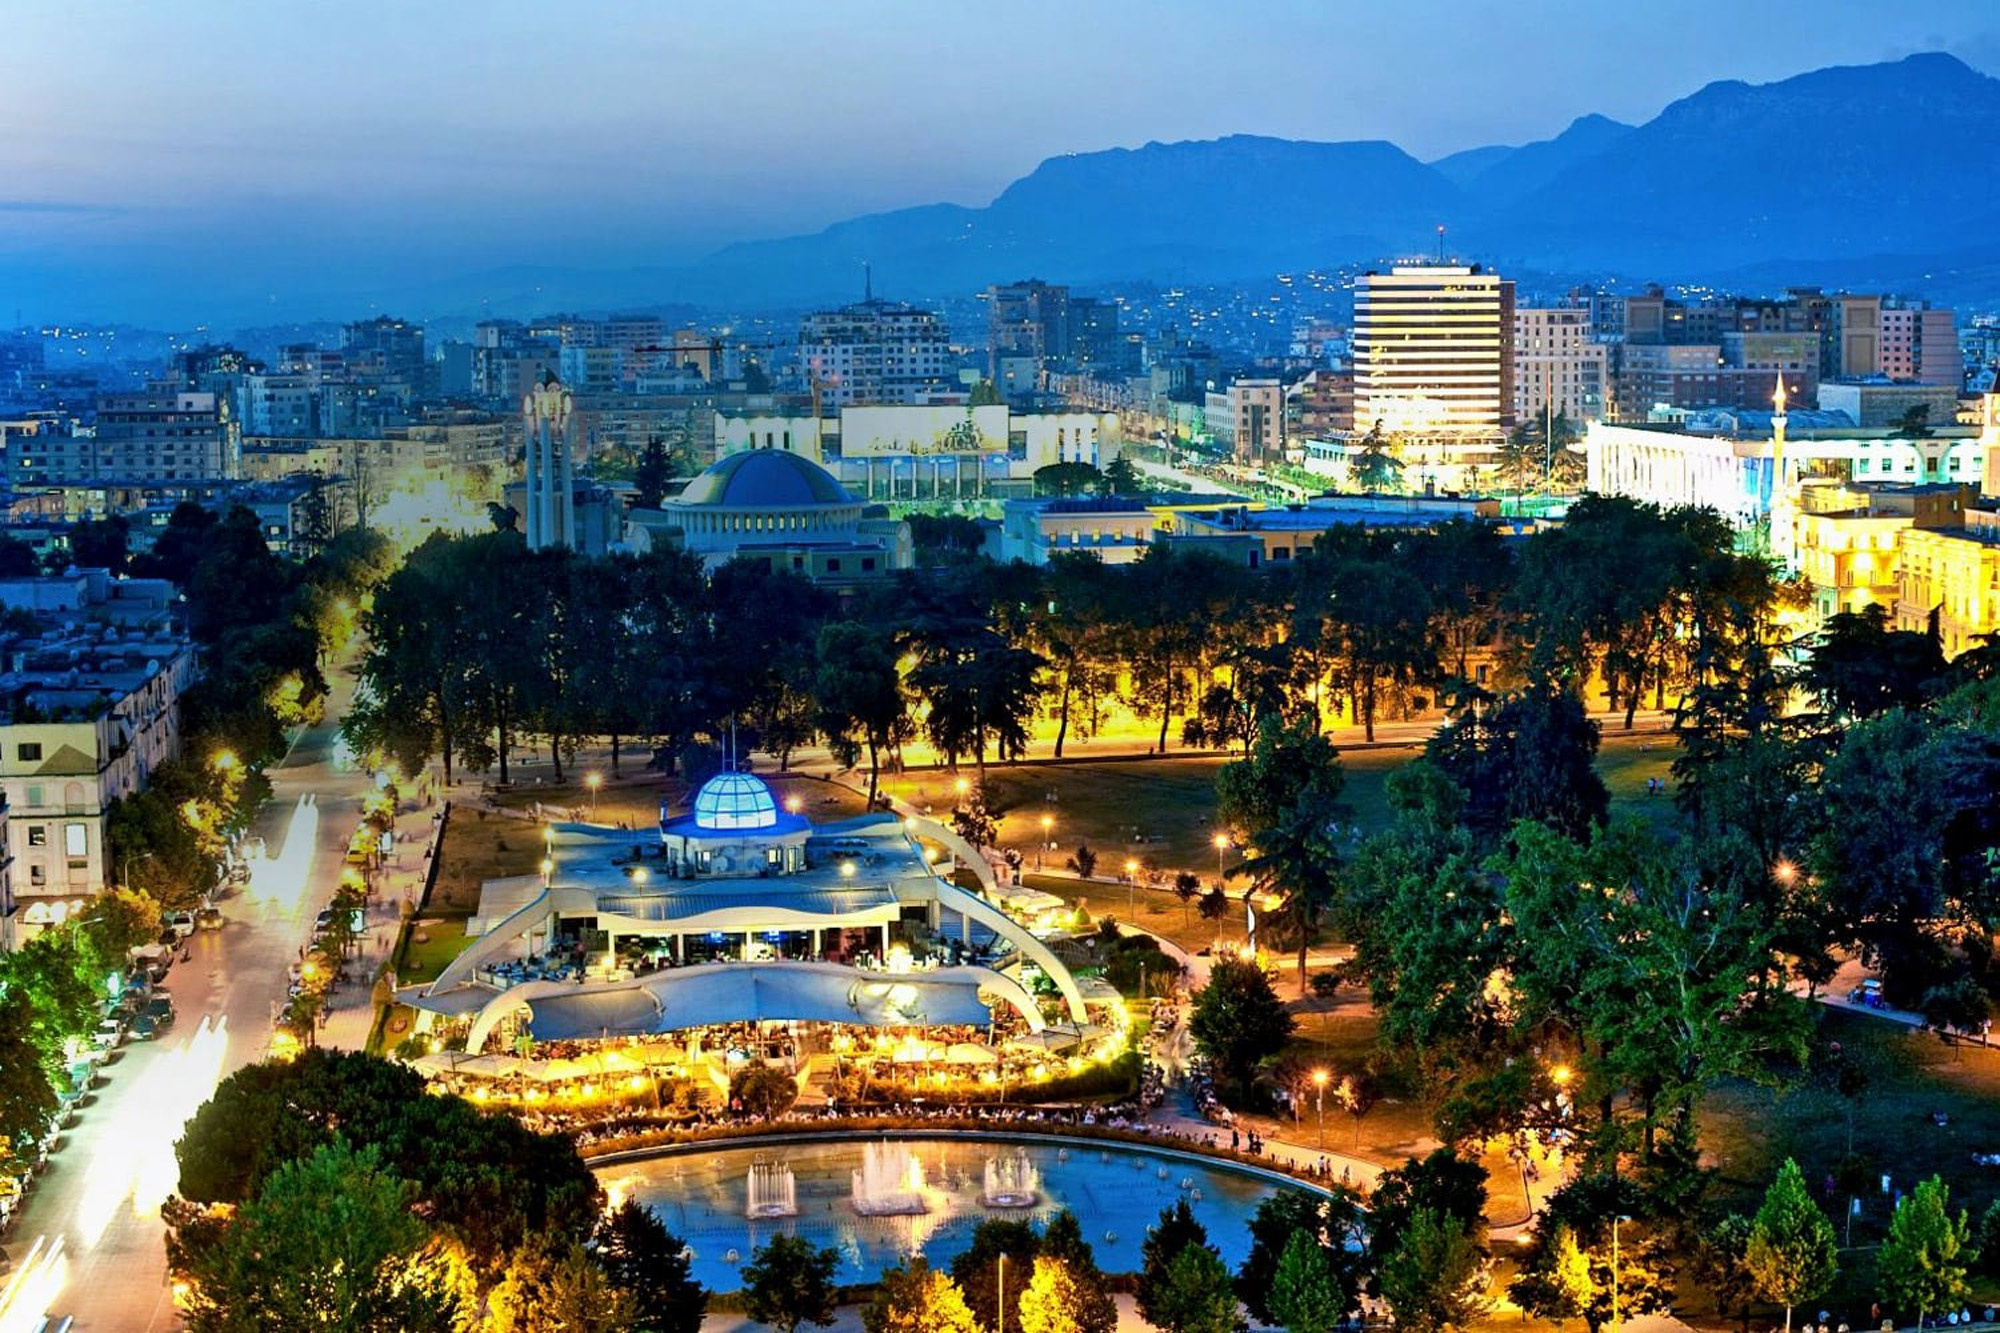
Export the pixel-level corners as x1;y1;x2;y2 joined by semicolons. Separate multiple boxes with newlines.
523;372;576;550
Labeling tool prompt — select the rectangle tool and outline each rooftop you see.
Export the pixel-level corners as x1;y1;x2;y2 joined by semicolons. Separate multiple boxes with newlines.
672;449;856;509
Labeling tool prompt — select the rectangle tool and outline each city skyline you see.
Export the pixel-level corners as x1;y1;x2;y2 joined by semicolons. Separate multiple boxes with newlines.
4;0;2000;323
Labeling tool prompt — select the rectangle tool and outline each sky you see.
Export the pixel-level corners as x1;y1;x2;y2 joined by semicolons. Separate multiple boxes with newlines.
2;0;1997;325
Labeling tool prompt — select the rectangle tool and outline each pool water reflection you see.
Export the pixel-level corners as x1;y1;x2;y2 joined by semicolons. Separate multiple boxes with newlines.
603;1135;1308;1291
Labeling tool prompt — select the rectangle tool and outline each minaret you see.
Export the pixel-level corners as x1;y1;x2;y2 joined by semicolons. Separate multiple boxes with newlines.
523;372;576;550
1769;373;1796;572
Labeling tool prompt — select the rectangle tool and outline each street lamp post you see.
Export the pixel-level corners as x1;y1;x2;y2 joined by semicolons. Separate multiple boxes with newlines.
1039;814;1053;870
1125;858;1139;917
1312;1068;1329;1149
1612;1213;1630;1333
586;773;602;819
997;1254;1006;1333
1213;833;1229;888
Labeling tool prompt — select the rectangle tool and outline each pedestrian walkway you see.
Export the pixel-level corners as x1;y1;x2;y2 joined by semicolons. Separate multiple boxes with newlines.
318;798;449;1053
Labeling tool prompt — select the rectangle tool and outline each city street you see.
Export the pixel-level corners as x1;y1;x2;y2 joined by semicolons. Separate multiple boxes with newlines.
2;668;372;1332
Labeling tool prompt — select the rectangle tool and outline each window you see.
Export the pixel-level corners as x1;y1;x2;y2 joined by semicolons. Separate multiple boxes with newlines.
29;865;44;886
64;824;86;858
16;743;41;762
25;785;43;807
861;558;877;572
825;558;842;573
26;826;46;847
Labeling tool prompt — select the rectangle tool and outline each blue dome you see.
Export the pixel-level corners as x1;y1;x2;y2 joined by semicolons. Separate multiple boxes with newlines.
691;771;779;831
675;450;856;508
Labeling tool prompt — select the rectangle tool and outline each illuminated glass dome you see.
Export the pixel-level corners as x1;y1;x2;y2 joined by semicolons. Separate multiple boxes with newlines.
691;771;779;831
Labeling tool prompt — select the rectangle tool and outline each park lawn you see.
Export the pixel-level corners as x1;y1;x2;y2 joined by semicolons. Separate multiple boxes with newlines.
1703;1008;2000;1231
397;915;472;986
430;809;540;913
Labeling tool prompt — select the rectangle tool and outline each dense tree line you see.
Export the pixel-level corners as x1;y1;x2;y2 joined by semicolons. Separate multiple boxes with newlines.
353;498;1799;810
167;1050;706;1332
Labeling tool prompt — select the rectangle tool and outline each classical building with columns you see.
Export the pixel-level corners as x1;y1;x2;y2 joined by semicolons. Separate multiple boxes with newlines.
407;769;1093;1054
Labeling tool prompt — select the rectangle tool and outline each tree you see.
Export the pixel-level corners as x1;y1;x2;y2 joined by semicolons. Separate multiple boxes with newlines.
1351;422;1402;494
1745;1159;1837;1333
952;1217;1041;1333
1426;678;1609;842
1367;1150;1490;1275
1377;1206;1488;1333
1173;870;1202;927
175;1142;475;1333
1137;1199;1216;1329
865;1257;981;1333
1217;713;1348;983
1269;1228;1351;1333
0;997;59;1153
1238;1180;1364;1326
1035;1212;1117;1333
1188;956;1295;1104
1878;1175;1975;1328
1034;461;1103;497
174;1050;599;1271
1101;455;1142;495
741;1234;840;1333
1146;1245;1242;1333
1801;606;1945;723
486;1235;638;1333
1066;844;1098;880
814;620;910;807
729;1061;799;1119
593;1200;705;1333
633;436;673;509
1510;1225;1593;1331
1017;1257;1105;1333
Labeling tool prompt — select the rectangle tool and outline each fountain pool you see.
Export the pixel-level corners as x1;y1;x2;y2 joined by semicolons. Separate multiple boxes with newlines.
602;1135;1315;1291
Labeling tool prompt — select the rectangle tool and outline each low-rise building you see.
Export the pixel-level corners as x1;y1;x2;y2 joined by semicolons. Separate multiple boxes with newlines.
629;450;913;583
0;572;195;943
1816;381;1962;430
1793;483;1974;627
714;404;1120;501
1896;512;2000;659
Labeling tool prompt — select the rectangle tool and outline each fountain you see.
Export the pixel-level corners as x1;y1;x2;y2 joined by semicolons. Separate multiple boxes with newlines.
745;1159;798;1219
980;1150;1041;1208
850;1141;929;1216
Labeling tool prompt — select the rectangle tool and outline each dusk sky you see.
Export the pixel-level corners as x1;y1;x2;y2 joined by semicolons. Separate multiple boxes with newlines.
5;0;1999;324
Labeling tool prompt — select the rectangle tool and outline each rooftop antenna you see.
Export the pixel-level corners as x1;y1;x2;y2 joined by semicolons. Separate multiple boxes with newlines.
1436;225;1446;264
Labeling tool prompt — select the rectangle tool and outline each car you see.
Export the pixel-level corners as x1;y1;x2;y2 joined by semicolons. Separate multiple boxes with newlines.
195;905;224;931
93;1018;125;1050
165;911;196;942
141;996;176;1035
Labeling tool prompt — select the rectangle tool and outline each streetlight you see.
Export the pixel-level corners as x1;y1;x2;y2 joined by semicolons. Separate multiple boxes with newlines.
1312;1068;1329;1148
953;776;970;805
1611;1213;1632;1333
1125;858;1139;917
585;773;602;819
1213;833;1230;888
996;1253;1007;1333
540;857;554;888
1039;814;1053;870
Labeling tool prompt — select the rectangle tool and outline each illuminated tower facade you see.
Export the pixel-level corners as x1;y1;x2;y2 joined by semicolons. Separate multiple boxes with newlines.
1769;374;1797;573
523;372;576;550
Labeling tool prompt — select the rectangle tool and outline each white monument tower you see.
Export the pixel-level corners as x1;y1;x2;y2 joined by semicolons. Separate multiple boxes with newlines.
1768;373;1797;573
523;372;576;550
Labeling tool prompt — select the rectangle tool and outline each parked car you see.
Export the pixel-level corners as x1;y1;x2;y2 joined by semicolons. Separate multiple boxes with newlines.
1850;978;1889;1009
93;1018;125;1050
165;911;196;942
141;996;176;1035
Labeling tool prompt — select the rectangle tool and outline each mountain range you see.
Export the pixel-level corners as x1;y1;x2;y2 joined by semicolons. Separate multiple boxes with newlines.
674;51;2000;307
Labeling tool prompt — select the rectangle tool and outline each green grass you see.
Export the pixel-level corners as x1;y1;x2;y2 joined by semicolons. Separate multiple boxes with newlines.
886;728;1673;884
396;915;472;985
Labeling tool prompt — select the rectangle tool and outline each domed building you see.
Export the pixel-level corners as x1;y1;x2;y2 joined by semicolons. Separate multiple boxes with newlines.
409;769;1094;1061
630;448;914;581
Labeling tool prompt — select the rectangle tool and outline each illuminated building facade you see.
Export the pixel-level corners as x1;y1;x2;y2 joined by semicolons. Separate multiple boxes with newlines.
1352;265;1515;448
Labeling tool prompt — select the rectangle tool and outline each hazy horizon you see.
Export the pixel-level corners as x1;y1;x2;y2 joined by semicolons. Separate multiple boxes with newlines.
4;0;1999;326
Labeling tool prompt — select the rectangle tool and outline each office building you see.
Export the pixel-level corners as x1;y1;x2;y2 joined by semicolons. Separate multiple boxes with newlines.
1352;265;1515;445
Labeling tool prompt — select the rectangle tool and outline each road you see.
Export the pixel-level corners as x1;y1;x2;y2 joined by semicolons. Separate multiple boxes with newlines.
3;666;373;1331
